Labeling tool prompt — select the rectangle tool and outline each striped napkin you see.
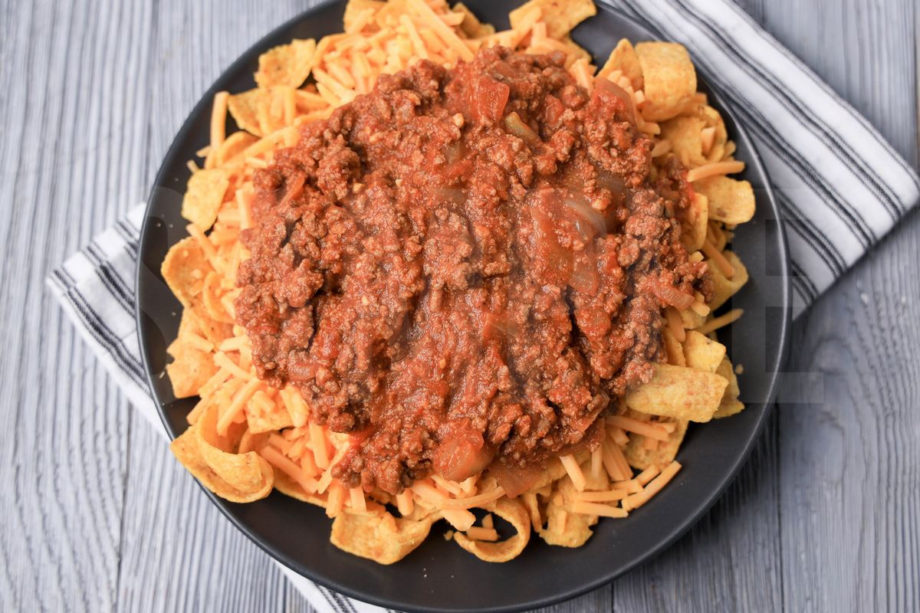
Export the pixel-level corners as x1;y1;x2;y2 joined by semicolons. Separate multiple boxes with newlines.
47;1;919;611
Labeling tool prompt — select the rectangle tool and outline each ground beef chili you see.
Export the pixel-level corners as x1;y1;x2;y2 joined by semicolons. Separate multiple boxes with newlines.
236;47;709;495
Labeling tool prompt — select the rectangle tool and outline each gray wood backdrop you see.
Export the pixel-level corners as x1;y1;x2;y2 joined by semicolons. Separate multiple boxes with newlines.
1;0;917;611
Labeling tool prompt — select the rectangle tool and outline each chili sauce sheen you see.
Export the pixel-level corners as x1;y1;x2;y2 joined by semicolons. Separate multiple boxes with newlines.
236;48;709;494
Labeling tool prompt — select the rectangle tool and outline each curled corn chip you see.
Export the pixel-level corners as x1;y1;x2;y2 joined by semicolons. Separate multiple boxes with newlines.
189;396;274;500
454;498;532;562
228;87;292;136
177;307;202;338
170;425;273;503
330;509;435;564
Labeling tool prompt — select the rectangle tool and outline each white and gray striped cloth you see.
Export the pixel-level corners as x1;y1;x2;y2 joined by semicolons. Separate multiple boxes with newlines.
47;1;919;611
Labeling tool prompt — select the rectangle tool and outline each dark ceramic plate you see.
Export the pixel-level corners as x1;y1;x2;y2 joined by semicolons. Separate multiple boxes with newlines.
136;1;791;610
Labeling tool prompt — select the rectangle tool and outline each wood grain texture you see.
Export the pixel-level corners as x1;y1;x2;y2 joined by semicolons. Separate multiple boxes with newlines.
0;0;916;611
0;0;134;611
779;218;920;613
745;2;920;612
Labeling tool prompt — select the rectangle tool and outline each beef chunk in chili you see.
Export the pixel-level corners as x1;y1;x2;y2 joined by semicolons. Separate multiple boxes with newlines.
235;47;708;494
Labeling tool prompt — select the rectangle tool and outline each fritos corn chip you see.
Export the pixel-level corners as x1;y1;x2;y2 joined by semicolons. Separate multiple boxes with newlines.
181;168;228;231
625;363;729;422
330;510;436;565
598;38;643;90
708;250;749;311
714;357;744;418
694;175;756;225
636;41;697;121
683;330;727;372
255;39;317;89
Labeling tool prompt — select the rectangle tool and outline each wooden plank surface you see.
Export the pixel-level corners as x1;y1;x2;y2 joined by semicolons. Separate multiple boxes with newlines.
0;0;916;611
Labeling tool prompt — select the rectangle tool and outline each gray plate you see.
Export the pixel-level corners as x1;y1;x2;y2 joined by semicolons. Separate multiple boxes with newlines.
136;1;791;610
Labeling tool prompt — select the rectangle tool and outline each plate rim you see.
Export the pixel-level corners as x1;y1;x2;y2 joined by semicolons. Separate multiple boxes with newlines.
135;2;792;610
